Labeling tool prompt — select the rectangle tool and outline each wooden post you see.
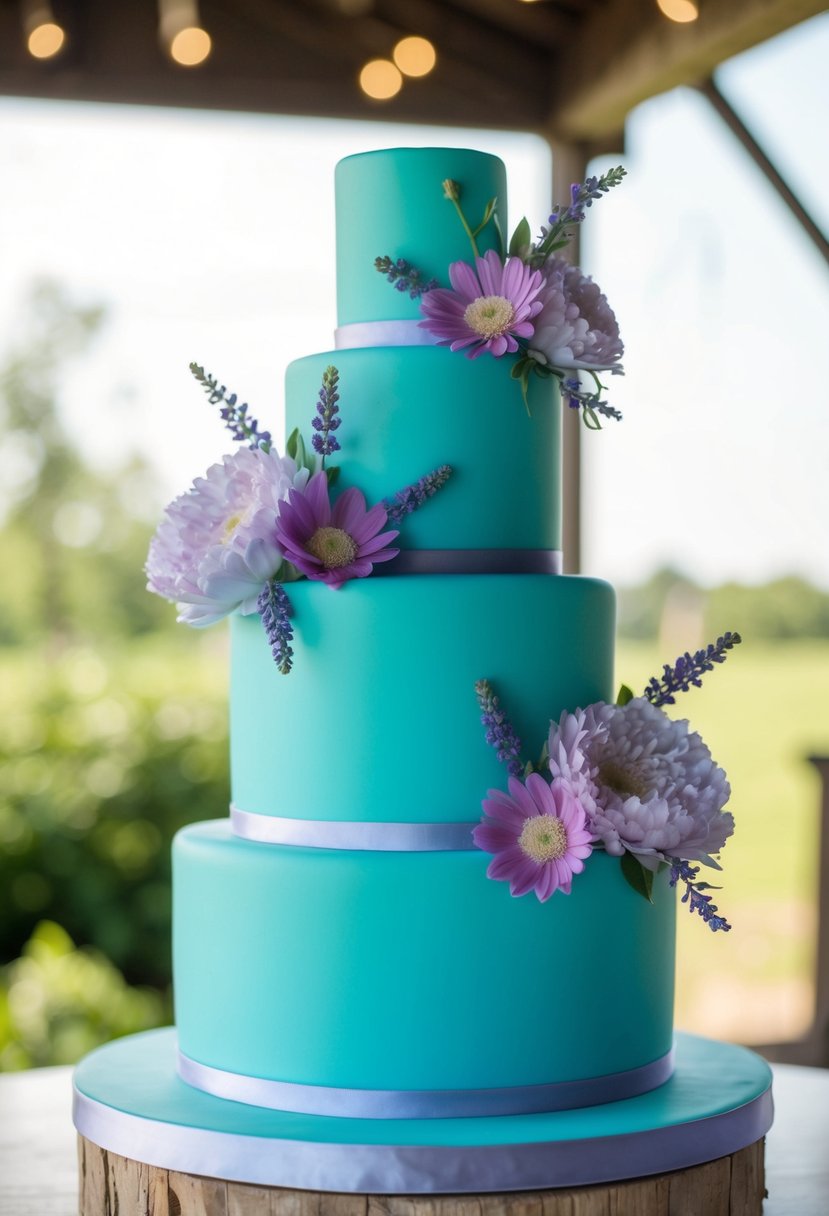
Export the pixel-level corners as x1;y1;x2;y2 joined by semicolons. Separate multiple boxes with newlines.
78;1135;766;1216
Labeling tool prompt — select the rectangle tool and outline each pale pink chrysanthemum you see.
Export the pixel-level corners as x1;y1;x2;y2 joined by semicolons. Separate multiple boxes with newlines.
419;250;545;359
473;773;594;902
146;446;306;627
528;256;623;371
547;698;733;870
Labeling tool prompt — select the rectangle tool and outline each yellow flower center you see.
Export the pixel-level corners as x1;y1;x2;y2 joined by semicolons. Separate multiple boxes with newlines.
222;511;244;542
464;294;515;339
599;761;649;800
518;815;568;864
306;525;358;570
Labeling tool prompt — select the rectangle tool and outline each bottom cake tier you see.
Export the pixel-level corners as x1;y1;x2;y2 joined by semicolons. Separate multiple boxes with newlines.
73;1029;774;1194
173;821;676;1112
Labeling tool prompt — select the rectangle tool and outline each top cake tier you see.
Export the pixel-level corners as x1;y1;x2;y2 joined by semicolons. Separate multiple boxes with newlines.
336;147;506;326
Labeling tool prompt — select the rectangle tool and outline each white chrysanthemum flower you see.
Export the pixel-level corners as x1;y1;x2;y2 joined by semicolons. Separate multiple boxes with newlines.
146;447;308;627
547;698;733;870
528;256;624;371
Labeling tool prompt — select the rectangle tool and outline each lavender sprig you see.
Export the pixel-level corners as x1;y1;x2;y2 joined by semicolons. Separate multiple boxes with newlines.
475;679;524;778
384;465;453;524
644;633;742;708
257;579;294;675
374;256;439;299
311;365;341;465
669;860;732;933
189;363;271;451
560;376;623;428
531;166;627;263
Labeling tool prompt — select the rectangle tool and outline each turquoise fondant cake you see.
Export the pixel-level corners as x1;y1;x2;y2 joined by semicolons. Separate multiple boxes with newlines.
74;147;770;1194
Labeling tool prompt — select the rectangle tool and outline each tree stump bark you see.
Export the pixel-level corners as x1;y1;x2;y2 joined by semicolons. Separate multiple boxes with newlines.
77;1135;766;1216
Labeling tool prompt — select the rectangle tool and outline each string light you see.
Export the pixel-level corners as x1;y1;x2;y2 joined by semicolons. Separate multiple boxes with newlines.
158;0;212;66
392;36;436;78
656;0;699;23
359;59;403;100
22;1;66;59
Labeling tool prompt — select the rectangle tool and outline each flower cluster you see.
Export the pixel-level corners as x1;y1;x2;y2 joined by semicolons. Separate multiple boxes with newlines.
473;636;739;927
379;172;626;424
147;363;452;670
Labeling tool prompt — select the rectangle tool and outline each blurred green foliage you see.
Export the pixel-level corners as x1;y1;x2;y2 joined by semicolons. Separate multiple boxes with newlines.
0;921;167;1070
0;286;230;1067
618;566;829;641
0;634;228;988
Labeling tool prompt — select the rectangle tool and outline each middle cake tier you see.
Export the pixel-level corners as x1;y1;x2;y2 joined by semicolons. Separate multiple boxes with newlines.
230;572;615;825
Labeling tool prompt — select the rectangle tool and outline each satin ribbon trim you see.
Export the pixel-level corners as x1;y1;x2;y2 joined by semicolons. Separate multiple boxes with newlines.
176;1047;676;1119
73;1083;773;1194
374;549;563;576
335;320;440;349
231;806;476;852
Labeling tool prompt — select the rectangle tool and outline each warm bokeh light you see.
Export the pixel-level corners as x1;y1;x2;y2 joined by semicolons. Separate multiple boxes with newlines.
359;59;402;100
169;26;211;66
27;21;65;59
656;0;700;22
392;36;436;78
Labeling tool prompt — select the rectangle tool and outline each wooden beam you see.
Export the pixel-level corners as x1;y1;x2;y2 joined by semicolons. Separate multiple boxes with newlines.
550;0;828;142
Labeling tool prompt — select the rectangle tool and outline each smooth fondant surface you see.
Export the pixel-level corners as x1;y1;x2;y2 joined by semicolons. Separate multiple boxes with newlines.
230;574;614;823
286;346;562;550
173;822;675;1092
335;148;506;326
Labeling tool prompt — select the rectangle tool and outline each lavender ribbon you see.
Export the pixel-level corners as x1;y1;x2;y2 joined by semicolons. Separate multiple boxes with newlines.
231;805;476;851
176;1048;676;1120
73;1081;773;1194
335;320;439;349
378;549;563;576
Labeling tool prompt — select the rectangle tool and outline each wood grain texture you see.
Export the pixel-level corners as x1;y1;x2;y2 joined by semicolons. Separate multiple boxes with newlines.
76;1136;766;1216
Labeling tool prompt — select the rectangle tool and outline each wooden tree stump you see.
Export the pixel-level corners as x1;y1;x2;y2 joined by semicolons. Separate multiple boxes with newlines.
77;1134;766;1216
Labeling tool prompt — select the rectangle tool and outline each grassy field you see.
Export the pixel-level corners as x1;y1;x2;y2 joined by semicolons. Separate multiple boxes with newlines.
617;639;829;1045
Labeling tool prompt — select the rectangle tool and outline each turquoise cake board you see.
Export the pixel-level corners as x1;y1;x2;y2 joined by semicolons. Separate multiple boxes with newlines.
73;1029;773;1195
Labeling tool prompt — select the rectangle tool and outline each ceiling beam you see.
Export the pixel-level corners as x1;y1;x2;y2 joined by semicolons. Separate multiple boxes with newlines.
550;0;827;142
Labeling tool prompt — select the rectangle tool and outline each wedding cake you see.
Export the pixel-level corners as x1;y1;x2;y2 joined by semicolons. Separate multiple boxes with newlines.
72;147;773;1198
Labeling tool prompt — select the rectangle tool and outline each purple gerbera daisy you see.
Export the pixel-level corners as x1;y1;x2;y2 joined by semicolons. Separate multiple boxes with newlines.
419;249;544;359
473;773;594;902
274;471;399;590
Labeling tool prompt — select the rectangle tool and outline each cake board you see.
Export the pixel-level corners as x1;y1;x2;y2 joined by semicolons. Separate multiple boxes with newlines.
73;1029;772;1213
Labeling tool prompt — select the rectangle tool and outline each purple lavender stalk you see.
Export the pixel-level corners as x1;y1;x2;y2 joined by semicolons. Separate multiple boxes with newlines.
189;363;271;451
374;255;439;299
384;465;453;524
532;166;627;261
310;365;341;465
257;579;294;675
475;678;524;778
561;377;622;425
669;860;732;933
644;632;742;708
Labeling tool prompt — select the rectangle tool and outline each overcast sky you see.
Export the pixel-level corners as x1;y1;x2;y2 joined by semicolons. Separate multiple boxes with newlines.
0;12;827;589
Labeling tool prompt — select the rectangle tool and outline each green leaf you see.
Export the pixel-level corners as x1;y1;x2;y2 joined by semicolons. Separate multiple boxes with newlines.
508;217;531;257
583;405;602;431
616;683;634;706
285;427;300;461
326;465;340;487
510;359;525;380
472;197;498;237
620;852;655;904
